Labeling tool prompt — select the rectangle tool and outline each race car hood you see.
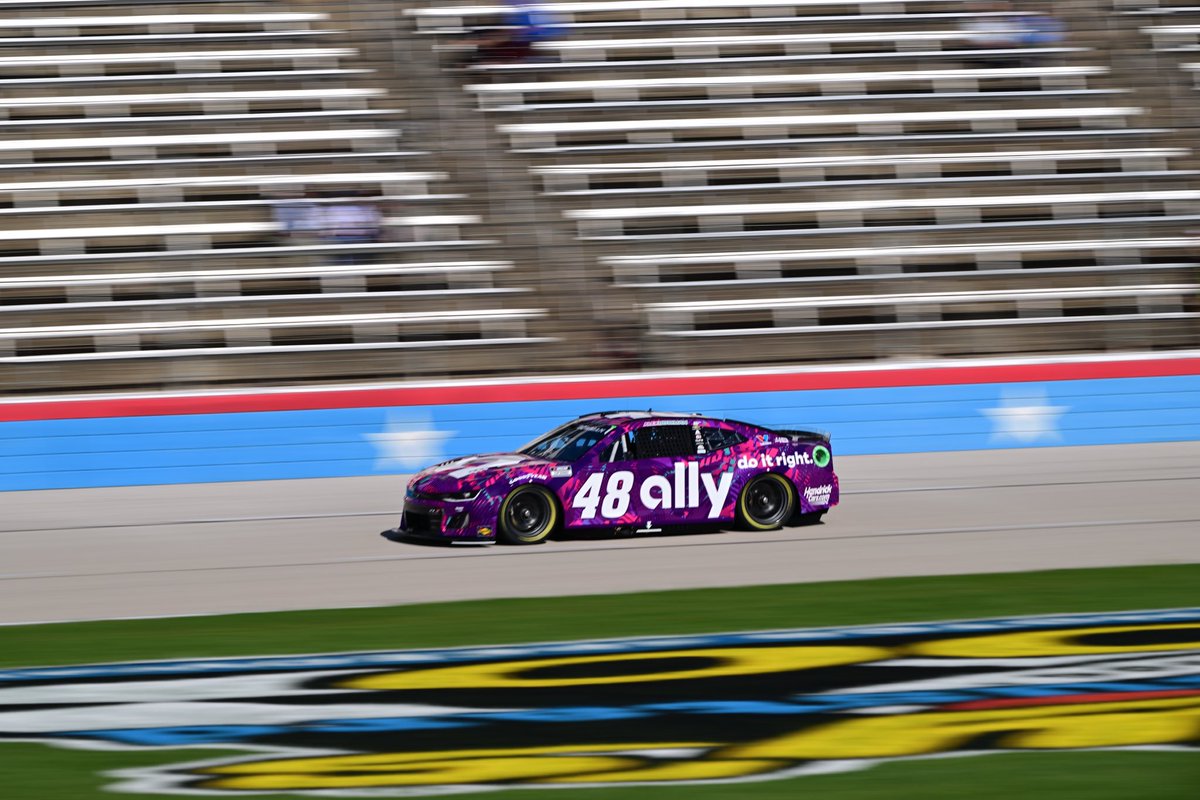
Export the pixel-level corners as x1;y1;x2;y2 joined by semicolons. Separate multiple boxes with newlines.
408;452;561;496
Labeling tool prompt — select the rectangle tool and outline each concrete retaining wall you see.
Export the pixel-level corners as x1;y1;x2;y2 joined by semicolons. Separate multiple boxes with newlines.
2;354;1198;491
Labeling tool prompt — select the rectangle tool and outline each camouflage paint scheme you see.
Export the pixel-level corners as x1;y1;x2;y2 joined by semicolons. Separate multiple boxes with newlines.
389;411;838;542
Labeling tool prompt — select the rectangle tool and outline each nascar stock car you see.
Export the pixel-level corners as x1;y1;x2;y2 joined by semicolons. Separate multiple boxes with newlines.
383;411;839;545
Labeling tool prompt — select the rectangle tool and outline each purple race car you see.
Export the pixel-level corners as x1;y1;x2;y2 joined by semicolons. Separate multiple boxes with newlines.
384;411;838;545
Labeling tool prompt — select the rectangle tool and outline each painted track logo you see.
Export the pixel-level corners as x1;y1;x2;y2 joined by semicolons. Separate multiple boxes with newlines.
1;609;1199;795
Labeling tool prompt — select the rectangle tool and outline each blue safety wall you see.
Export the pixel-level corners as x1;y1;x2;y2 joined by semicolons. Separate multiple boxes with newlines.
2;372;1199;491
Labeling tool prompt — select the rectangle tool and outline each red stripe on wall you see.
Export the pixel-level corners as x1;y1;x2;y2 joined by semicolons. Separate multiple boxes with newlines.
3;357;1200;423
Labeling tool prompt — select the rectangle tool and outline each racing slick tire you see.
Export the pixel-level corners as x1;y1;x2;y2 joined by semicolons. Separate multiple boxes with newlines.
737;473;797;531
498;484;559;545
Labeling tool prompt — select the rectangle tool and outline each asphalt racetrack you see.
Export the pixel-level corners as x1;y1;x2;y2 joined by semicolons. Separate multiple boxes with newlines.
2;442;1198;625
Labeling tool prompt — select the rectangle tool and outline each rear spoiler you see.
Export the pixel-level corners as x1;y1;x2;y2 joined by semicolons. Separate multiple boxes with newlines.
772;427;831;444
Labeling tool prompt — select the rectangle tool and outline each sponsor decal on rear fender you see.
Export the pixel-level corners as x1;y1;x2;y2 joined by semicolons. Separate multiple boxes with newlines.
804;484;834;506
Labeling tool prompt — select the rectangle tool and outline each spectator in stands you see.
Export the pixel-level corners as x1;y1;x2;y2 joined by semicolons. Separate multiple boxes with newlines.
1013;8;1065;65
319;190;384;265
269;188;322;265
458;0;564;66
270;188;320;243
960;1;1022;67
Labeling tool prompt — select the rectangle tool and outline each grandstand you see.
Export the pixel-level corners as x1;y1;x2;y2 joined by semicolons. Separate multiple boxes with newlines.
1;0;1197;392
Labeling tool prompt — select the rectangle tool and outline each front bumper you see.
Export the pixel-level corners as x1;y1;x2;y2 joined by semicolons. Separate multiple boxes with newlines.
385;500;497;542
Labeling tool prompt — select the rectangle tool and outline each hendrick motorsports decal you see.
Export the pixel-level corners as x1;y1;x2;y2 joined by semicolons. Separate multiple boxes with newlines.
2;609;1199;795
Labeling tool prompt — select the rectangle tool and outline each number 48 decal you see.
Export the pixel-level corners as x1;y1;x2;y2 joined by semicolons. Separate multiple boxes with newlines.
572;471;634;519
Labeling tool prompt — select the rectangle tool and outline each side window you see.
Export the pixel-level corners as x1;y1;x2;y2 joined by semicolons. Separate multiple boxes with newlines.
701;426;745;453
602;432;630;463
627;425;697;460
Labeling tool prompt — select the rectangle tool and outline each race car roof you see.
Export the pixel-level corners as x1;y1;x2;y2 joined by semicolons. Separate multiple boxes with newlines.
574;410;708;424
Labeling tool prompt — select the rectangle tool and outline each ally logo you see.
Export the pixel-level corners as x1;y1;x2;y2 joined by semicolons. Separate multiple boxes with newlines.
0;609;1198;795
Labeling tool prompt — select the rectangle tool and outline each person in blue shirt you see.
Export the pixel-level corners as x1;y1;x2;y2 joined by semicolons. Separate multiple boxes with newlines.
462;0;565;65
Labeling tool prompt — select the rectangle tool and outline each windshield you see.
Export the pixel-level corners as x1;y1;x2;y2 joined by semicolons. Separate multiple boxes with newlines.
518;421;613;463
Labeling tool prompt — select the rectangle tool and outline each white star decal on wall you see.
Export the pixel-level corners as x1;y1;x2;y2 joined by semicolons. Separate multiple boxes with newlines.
364;413;455;471
980;389;1070;444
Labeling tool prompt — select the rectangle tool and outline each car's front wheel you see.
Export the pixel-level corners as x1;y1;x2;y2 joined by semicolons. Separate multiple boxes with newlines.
498;485;558;544
737;473;796;530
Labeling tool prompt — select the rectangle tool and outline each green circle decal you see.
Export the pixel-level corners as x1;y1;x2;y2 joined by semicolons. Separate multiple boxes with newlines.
812;446;831;468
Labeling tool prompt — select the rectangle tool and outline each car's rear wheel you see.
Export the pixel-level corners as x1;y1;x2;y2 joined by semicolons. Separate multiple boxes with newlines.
498;485;558;544
737;473;796;531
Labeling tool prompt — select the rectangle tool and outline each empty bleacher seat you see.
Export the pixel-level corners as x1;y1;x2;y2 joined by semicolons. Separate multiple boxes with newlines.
0;262;525;331
0;28;334;47
0;87;385;114
604;239;1200;302
499;106;1139;150
0;128;398;162
0;47;355;79
1178;62;1200;85
645;284;1197;334
467;67;1108;112
0;12;325;33
0;234;501;268
603;236;1200;285
0;308;552;362
0;0;258;6
533;148;1188;194
0;149;427;177
0;65;371;90
0;261;512;301
0;170;451;203
636;284;1198;365
1141;24;1200;49
566;188;1200;239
